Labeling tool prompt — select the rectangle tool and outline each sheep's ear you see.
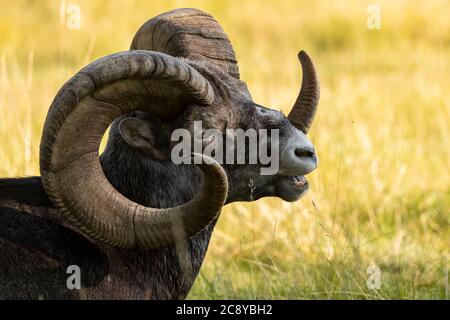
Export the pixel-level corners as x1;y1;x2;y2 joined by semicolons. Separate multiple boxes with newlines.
119;117;156;153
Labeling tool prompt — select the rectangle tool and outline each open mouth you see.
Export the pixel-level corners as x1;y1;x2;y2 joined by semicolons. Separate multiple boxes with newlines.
292;175;308;188
274;174;309;202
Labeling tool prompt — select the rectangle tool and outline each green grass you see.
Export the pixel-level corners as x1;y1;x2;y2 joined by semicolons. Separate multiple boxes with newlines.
0;0;449;299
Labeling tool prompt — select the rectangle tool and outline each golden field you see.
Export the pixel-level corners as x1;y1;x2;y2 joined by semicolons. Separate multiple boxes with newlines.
0;0;449;299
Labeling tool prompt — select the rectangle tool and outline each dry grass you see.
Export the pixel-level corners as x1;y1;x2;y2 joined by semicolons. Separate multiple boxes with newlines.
0;0;449;299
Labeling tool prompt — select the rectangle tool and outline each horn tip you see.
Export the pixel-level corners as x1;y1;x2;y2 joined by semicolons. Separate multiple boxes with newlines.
297;50;311;62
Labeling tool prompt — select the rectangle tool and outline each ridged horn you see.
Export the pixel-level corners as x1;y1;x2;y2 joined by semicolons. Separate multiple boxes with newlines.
40;50;228;250
130;8;241;79
287;50;320;134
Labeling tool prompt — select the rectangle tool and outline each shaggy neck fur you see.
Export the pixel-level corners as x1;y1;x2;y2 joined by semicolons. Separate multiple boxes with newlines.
93;128;216;299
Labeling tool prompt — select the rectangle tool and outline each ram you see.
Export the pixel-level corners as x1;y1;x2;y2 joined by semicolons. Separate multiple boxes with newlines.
0;8;319;299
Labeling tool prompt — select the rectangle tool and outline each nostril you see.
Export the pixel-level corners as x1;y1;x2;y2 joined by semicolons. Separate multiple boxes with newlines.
294;147;315;159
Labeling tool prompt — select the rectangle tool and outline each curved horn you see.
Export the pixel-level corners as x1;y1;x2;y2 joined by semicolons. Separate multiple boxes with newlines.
287;51;320;134
40;50;228;250
131;8;241;79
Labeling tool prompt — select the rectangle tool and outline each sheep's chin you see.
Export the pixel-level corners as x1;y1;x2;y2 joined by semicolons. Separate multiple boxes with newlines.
275;175;309;202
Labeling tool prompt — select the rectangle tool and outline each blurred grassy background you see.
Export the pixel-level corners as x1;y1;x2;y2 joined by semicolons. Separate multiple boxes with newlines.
0;0;449;299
